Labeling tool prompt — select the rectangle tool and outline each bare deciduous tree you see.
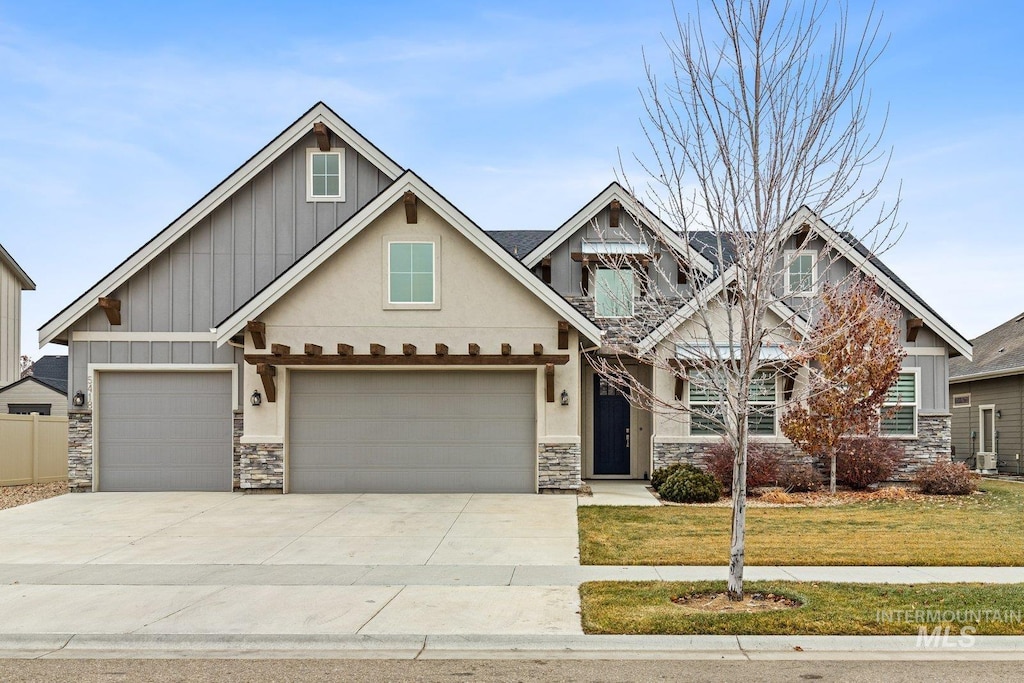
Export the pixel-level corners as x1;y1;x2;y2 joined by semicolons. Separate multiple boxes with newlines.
587;0;900;600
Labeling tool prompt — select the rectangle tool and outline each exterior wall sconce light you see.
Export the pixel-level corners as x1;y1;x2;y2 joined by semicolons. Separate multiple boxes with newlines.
996;409;1002;419
560;390;569;406
250;390;262;407
72;391;86;408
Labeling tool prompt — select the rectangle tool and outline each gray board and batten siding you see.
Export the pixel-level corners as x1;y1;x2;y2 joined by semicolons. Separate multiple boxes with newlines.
288;371;537;493
68;131;394;403
950;375;1024;474
542;205;694;300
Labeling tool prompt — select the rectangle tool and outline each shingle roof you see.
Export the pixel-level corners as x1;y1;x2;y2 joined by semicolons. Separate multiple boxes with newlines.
28;355;68;393
488;231;553;260
950;313;1024;380
687;230;957;338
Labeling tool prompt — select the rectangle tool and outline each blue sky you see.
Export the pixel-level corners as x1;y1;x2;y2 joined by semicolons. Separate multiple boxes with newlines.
1;0;1022;359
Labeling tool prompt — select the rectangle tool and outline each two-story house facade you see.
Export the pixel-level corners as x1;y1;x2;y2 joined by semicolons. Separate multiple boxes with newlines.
40;103;969;493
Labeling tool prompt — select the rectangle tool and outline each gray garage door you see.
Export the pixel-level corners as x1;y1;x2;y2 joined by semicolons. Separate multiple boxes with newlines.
97;372;232;491
288;371;536;493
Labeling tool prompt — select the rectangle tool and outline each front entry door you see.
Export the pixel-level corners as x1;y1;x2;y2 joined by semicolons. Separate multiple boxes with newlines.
594;375;631;475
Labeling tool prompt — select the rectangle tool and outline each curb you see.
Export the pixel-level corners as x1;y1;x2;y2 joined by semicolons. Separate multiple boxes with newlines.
1;634;1023;660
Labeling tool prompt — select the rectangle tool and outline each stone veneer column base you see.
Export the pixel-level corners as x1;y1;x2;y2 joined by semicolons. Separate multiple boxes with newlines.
238;443;285;492
538;442;582;492
895;413;951;480
67;410;94;492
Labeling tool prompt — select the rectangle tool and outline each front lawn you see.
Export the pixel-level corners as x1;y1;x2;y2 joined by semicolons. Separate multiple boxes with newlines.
580;580;1024;635
578;479;1024;566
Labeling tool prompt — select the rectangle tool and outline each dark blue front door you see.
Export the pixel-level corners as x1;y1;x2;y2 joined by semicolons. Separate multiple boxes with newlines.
594;375;631;475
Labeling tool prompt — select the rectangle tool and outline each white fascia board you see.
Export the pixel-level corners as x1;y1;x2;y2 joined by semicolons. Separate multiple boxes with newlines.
214;172;603;346
39;103;403;347
636;267;734;354
0;244;35;290
522;183;716;277
810;221;973;360
636;267;808;355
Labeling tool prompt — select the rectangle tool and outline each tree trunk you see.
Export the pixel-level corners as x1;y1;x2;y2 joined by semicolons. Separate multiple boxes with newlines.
727;435;747;601
830;452;837;494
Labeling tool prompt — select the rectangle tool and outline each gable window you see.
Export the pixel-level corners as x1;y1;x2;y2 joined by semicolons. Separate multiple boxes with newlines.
594;268;633;317
307;148;344;201
881;370;918;436
688;369;777;436
785;250;816;295
388;242;435;304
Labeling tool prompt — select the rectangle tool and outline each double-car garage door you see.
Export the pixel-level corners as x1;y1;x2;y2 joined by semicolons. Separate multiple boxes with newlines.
288;371;536;493
95;369;537;493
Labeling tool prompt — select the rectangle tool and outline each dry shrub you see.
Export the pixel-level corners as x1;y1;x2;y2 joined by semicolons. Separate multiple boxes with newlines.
914;460;978;495
703;442;782;492
836;436;903;489
776;462;822;492
758;490;800;505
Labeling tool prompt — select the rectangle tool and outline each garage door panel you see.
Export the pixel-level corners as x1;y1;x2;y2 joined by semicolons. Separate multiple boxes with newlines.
98;372;232;492
289;371;536;493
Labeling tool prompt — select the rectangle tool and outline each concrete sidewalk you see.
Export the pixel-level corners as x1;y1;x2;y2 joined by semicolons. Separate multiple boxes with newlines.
1;563;1020;586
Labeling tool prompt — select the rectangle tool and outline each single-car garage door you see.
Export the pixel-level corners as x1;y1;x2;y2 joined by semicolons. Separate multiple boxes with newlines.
288;371;536;493
97;372;233;491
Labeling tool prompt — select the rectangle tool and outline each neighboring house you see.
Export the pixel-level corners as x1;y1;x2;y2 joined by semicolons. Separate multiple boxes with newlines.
0;243;36;387
39;102;970;493
0;355;68;416
949;313;1024;475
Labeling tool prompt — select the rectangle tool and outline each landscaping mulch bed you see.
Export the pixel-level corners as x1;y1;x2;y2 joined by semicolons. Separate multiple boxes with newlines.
670;591;800;613
653;485;978;508
0;481;68;511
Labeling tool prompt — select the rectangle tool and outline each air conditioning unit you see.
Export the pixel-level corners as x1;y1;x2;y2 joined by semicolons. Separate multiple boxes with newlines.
978;453;998;472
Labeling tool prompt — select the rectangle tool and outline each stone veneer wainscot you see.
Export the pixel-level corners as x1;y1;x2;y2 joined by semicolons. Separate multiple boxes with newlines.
538;442;581;491
653;414;953;482
67;409;93;491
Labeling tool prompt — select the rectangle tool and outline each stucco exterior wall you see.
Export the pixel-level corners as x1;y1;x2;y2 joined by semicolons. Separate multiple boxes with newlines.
243;201;582;453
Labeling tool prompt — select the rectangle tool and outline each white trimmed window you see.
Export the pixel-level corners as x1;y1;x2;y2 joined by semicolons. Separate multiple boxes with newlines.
307;148;344;201
881;370;919;436
388;242;435;304
594;268;634;317
785;250;816;295
688;369;777;436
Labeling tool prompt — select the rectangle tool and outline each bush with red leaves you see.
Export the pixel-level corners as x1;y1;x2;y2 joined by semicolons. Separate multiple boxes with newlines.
703;441;782;492
835;436;903;489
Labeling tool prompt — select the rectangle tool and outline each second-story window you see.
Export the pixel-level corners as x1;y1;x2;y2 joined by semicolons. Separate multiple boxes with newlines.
785;250;816;295
307;149;344;201
594;267;633;317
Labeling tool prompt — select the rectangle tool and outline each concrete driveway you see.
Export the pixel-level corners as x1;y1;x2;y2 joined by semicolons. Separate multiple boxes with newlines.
0;492;582;638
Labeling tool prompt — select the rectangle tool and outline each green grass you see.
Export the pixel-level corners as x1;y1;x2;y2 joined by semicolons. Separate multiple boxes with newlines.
579;479;1024;566
580;580;1024;635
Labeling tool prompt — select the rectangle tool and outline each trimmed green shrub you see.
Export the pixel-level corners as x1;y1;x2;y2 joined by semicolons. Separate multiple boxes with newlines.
914;460;978;495
776;461;823;492
703;442;782;492
836;436;903;489
658;466;723;503
651;462;701;492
